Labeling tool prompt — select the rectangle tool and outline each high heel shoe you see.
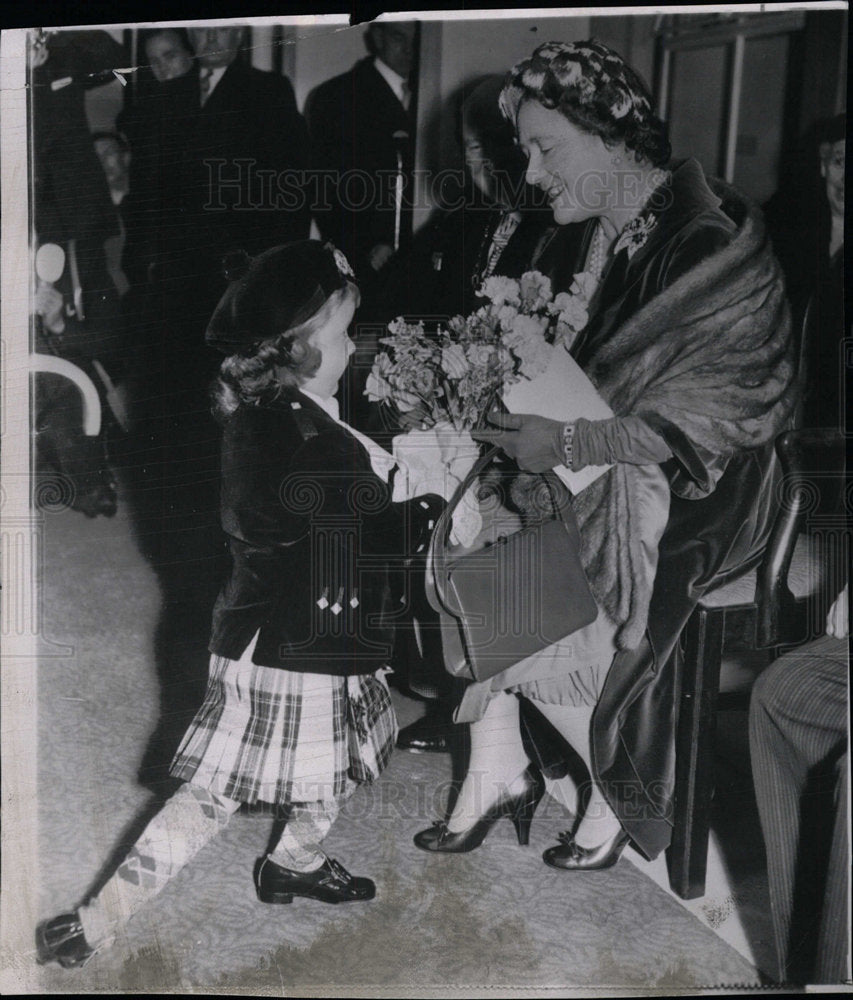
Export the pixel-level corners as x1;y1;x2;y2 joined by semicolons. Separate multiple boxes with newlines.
413;764;545;853
542;827;630;871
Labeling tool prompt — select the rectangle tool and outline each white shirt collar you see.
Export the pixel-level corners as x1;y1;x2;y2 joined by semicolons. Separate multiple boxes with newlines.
373;57;408;106
200;65;228;104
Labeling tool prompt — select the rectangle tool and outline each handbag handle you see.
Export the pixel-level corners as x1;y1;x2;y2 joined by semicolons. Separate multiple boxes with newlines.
425;446;574;617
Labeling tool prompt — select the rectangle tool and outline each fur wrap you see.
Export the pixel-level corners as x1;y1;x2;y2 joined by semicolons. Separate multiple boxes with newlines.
572;179;797;649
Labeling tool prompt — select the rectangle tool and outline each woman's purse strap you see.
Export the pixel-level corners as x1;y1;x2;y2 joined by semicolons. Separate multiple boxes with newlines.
425;445;574;617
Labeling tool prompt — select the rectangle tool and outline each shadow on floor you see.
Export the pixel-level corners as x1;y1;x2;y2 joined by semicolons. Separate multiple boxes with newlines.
110;389;228;797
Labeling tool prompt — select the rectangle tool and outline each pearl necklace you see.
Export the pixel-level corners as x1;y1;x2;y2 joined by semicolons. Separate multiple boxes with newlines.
585;221;610;284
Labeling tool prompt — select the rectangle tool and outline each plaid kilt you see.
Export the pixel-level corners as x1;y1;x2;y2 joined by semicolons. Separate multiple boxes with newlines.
170;634;398;805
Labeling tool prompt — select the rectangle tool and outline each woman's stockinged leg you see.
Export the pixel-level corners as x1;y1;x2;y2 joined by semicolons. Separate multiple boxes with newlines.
77;783;241;948
446;691;530;832
531;700;623;849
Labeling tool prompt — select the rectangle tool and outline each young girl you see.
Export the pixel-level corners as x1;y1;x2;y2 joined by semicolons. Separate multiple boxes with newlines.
37;240;437;968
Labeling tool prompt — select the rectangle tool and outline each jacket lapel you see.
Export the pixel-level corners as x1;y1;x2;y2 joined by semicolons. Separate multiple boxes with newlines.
357;59;411;131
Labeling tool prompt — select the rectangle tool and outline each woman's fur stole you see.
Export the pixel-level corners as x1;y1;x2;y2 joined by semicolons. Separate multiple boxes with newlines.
569;179;797;649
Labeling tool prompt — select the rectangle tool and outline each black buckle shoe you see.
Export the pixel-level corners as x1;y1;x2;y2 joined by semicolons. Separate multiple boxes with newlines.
35;911;94;969
254;855;376;904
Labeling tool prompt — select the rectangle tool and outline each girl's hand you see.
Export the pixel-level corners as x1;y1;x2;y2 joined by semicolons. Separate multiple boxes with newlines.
471;411;566;472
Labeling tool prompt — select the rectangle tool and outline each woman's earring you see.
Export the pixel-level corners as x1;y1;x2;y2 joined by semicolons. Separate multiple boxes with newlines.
612;153;623;166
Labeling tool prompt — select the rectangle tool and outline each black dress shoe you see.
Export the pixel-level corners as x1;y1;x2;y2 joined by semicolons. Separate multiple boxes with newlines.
35;911;94;969
542;827;630;871
413;764;545;853
396;704;456;754
254;855;376;904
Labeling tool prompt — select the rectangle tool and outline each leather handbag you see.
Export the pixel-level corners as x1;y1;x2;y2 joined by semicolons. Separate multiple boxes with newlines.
425;446;598;682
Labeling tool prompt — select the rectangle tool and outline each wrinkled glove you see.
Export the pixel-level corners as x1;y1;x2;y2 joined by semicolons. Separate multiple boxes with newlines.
471;412;566;473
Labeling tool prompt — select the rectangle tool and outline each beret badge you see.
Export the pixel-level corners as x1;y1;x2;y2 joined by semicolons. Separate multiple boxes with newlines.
327;243;355;280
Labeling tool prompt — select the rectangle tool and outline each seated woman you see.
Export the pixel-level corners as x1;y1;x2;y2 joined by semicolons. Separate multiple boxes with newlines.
414;40;798;869
36;241;439;968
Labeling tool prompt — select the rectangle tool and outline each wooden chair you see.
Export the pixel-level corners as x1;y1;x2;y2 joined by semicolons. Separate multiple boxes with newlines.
666;427;847;899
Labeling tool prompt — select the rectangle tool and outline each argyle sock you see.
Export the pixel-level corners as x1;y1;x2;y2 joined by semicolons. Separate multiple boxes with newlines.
77;783;241;948
270;798;342;872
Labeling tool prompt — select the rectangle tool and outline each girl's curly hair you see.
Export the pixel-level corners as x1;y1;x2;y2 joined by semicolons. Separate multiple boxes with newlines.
210;284;358;423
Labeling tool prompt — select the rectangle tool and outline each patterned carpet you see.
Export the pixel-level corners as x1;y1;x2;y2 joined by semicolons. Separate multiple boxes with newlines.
24;495;762;994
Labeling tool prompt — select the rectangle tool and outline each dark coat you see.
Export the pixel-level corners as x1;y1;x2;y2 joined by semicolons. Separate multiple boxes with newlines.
208;390;438;675
32;30;126;258
117;70;200;286
525;161;793;859
306;57;414;278
172;60;311;283
148;61;312;391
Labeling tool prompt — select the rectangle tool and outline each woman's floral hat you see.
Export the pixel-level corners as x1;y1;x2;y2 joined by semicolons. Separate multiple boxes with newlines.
500;39;653;128
206;240;356;355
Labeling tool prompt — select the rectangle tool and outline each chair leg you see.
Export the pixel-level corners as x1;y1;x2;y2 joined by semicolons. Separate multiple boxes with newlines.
667;606;724;900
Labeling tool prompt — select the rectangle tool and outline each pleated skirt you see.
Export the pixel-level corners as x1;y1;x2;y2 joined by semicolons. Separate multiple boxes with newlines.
170;633;398;805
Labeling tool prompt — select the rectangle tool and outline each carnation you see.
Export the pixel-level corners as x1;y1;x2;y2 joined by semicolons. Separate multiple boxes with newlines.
479;275;520;308
519;271;553;312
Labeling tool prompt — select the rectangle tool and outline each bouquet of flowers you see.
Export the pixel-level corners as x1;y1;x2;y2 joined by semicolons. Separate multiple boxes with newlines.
365;269;594;431
371;269;594;545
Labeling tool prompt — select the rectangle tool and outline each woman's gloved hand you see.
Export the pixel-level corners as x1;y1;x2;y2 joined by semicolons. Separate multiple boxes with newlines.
471;411;566;473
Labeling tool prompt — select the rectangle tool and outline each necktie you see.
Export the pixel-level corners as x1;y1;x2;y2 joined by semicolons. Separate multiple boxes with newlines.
199;68;213;106
399;80;410;112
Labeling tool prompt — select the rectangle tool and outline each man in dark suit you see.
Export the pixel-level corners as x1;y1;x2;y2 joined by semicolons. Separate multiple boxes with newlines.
178;25;311;306
305;22;416;286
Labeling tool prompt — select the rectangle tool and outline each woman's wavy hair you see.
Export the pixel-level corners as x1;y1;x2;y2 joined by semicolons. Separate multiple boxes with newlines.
210;283;359;423
500;39;671;168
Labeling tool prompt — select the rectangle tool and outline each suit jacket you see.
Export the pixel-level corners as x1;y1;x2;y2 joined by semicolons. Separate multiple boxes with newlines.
171;60;310;284
306;57;414;278
208;390;439;675
33;31;126;254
